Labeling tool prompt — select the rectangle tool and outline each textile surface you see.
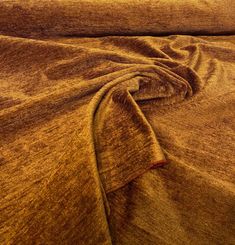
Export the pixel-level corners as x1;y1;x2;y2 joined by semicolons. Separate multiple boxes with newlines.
0;1;235;244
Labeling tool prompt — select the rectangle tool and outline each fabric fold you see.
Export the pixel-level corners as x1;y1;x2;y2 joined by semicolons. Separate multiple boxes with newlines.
91;62;201;193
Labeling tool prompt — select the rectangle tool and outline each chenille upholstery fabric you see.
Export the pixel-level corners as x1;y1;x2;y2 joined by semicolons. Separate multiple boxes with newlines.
0;0;235;37
0;1;235;245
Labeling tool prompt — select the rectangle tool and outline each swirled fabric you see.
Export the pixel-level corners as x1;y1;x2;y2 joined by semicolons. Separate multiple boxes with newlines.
0;1;235;245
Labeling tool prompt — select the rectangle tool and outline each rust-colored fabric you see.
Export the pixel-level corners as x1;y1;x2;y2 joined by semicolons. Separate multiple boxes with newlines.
0;1;235;245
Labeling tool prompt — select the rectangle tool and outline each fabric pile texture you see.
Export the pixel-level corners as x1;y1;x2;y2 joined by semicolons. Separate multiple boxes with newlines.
0;1;234;244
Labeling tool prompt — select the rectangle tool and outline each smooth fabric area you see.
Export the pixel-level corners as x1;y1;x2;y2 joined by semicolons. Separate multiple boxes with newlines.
0;0;235;37
0;1;235;245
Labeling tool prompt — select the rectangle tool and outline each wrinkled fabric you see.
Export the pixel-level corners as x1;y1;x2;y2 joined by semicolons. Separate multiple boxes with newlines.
0;1;235;245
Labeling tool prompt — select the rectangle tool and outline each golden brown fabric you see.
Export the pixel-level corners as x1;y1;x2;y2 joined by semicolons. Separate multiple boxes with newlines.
0;1;235;245
0;0;235;37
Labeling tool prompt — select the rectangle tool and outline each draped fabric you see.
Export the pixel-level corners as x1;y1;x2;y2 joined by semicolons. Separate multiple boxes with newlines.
0;1;235;244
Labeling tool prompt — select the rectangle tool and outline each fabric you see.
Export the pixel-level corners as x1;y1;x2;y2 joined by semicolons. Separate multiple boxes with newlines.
0;1;235;245
0;0;235;37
